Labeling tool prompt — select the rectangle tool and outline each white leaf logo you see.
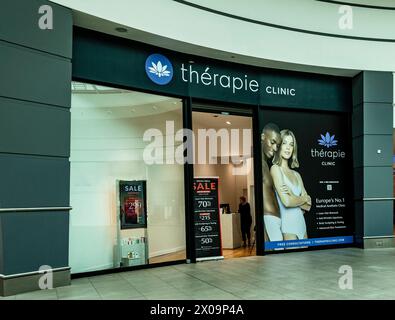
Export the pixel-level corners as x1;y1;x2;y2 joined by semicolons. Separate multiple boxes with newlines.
148;60;171;78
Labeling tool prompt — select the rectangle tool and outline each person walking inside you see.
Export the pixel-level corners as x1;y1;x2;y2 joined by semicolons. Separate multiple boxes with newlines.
238;196;252;247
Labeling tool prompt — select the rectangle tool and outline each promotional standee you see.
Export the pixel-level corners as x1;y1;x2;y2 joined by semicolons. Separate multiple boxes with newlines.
116;180;148;267
193;177;223;260
261;109;353;251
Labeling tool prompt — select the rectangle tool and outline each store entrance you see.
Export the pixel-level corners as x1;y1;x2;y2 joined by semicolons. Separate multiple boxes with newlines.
192;108;256;259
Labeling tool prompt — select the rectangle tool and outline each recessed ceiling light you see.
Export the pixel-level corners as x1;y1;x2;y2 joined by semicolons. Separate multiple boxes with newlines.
115;27;128;33
153;105;158;110
226;121;231;125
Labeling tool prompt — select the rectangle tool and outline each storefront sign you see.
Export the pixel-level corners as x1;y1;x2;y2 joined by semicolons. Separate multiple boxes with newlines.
260;109;353;251
119;180;147;229
73;28;351;112
193;177;222;259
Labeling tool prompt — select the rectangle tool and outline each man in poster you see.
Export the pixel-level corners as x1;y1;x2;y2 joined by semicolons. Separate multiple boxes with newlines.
261;123;283;242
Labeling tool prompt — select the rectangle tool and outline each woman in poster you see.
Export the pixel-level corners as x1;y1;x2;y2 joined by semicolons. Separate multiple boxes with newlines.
270;129;312;240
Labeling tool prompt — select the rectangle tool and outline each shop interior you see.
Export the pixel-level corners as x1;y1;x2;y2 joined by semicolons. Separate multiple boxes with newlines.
192;110;256;259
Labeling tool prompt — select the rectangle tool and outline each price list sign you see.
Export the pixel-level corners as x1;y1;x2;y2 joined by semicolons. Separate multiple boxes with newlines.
193;177;222;259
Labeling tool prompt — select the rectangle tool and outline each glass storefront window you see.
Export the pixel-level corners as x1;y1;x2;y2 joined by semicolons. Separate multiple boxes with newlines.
69;82;186;273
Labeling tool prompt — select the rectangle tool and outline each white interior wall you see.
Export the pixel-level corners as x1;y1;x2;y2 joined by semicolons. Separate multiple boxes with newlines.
69;90;186;273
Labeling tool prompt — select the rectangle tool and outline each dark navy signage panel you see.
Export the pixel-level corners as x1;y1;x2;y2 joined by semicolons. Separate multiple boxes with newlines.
73;28;351;112
260;71;351;111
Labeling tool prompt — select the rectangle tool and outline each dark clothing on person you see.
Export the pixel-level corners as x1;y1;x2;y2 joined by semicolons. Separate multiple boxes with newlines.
238;202;252;243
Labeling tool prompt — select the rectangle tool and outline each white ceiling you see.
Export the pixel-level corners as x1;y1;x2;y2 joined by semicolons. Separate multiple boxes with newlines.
333;0;395;7
71;81;181;119
192;111;252;130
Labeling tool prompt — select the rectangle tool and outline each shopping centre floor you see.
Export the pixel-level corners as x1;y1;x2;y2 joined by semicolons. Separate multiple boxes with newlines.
2;247;395;300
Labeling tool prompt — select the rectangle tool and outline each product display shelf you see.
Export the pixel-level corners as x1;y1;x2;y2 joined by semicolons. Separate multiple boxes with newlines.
120;240;148;267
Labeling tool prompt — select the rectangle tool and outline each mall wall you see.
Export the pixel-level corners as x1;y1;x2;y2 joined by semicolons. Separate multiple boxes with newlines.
70;102;186;273
0;0;72;294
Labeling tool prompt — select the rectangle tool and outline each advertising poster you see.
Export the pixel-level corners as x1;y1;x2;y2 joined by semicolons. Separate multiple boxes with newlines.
119;180;147;229
193;177;222;259
260;109;353;251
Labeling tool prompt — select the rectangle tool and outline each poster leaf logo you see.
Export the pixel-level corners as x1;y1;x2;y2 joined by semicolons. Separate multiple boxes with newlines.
318;132;338;148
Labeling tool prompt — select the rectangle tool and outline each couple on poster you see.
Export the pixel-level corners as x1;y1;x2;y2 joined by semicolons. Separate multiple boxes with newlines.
261;123;312;244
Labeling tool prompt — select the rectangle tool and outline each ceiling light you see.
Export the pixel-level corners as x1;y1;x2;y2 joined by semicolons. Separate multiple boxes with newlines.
115;27;127;33
152;105;158;110
226;121;231;125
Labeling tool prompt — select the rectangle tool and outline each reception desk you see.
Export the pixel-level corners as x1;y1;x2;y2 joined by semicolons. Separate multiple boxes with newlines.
220;212;242;249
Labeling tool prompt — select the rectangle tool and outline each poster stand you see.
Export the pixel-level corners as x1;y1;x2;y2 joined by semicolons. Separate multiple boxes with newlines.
115;180;149;268
193;176;223;262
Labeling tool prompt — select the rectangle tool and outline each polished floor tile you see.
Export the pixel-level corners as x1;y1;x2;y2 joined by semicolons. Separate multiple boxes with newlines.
3;248;395;300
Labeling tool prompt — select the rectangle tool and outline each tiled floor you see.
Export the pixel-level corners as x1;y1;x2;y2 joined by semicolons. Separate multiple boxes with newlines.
2;247;395;300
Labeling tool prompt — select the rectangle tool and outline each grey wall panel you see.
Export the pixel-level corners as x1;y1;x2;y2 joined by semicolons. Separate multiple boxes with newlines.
363;167;393;198
0;211;69;275
353;167;363;199
0;0;72;58
0;154;69;208
0;97;70;157
363;103;393;135
363;134;392;167
0;219;3;274
352;136;363;168
363;71;393;104
352;71;393;242
363;200;394;237
0;41;71;108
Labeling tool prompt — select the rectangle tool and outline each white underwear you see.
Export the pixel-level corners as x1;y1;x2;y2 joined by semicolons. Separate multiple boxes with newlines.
264;215;283;242
281;210;306;240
